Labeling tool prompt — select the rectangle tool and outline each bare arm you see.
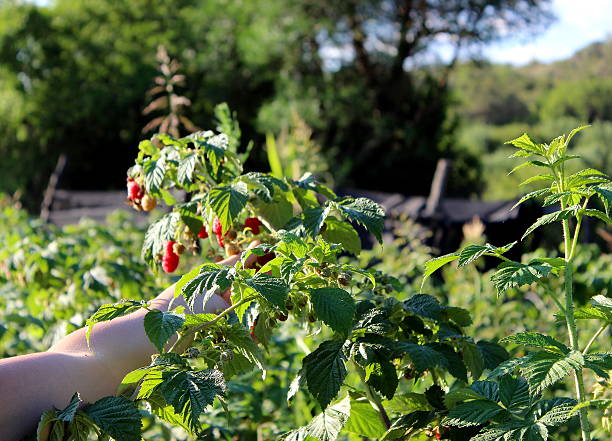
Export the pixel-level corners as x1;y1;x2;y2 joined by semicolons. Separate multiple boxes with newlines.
0;249;256;441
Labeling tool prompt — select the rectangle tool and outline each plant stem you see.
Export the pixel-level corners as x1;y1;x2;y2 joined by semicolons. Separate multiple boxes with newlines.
568;199;590;261
353;362;391;429
583;323;609;354
562;262;591;441
168;295;257;353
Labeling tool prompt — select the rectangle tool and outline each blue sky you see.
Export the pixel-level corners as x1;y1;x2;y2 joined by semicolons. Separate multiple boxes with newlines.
482;0;612;64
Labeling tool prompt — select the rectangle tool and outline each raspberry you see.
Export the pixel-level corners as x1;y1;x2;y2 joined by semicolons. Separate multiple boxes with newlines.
197;226;208;239
244;217;262;235
173;243;185;255
226;230;237;240
141;194;157;211
212;217;223;235
127;180;144;201
162;251;179;273
226;243;241;256
216;233;225;248
256;252;275;267
165;240;176;254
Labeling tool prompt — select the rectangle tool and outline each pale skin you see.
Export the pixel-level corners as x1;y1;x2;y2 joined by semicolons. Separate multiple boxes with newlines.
0;244;259;441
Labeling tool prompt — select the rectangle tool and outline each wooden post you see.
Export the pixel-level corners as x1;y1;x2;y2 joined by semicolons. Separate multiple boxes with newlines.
423;159;451;218
40;154;67;223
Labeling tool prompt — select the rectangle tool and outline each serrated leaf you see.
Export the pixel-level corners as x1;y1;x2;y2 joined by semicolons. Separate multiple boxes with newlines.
245;273;290;309
275;231;309;258
519;174;554;187
559;294;612;322
36;410;64;441
582;208;612;224
533;397;578;427
144;158;166;194
181;264;235;311
404;294;443;320
508;160;549;175
501;332;569;354
365;355;398;399
303;339;347;408
144;309;185;352
512;189;550;211
345;398;387;438
86;300;148;344
505;133;543;155
585;353;612;378
208;182;248;233
521;350;584;394
310;287;355;336
286;396;351;441
476;341;509;370
522;206;579;240
223;324;266;374
394;342;446;372
444;400;505;427
490;261;552;295
429;343;468;382
142;212;180;262
177;153;198;186
255;196;294;229
57;393;81;422
420;253;459;291
303;205;331;237
458;242;516;267
487;356;529;380
499;375;531;415
84;396;142;441
460;341;485;380
321;217;361;255
593;184;612;215
335;197;385;243
380;411;435;441
156;369;226;433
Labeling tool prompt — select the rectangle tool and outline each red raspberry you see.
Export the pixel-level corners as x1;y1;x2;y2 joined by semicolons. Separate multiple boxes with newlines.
216;233;225;248
162;252;179;273
212;217;223;235
165;240;176;254
197;226;208;239
244;217;262;235
127;180;143;201
256;252;275;268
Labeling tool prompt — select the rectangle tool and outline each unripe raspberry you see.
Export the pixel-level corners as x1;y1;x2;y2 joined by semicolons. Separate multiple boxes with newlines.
276;312;288;322
173;243;185;255
197;226;208;239
226;230;237;240
141;194;157;211
244;217;262;235
212;217;223;235
226;243;241;256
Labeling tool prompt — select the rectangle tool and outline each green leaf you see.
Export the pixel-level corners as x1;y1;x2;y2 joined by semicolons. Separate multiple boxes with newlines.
420;253;459;291
521;350;584;394
144;309;185;352
36;410;64;441
561;295;612;322
144;158;166;194
522;206;579;240
303;205;331;237
404;294;443;320
138;139;157;156
519;174;554;187
156;369;226;433
460;341;485;380
458;242;516;267
181;264;235;311
208;182;249;233
380;411;435;441
582;208;612;224
303;339;347;408
223;324;266;373
255;196;294;230
490;261;553;295
508;160;549;175
393;342;446;373
593;184;612;215
286;396;351;441
336;197;385;243
245;273;290;309
512;189;550;211
499;375;531;415
585;353;612;378
310;287;355;336
280;257;307;284
177;153;198;187
477;341;510;370
365;355;398;399
444;400;505;427
142;212;180;262
534;397;578;427
321;217;361;255
275;231;309;258
345;398;387;438
84;396;142;441
501;332;569;354
86;300;148;344
57;393;81;422
505;133;544;155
